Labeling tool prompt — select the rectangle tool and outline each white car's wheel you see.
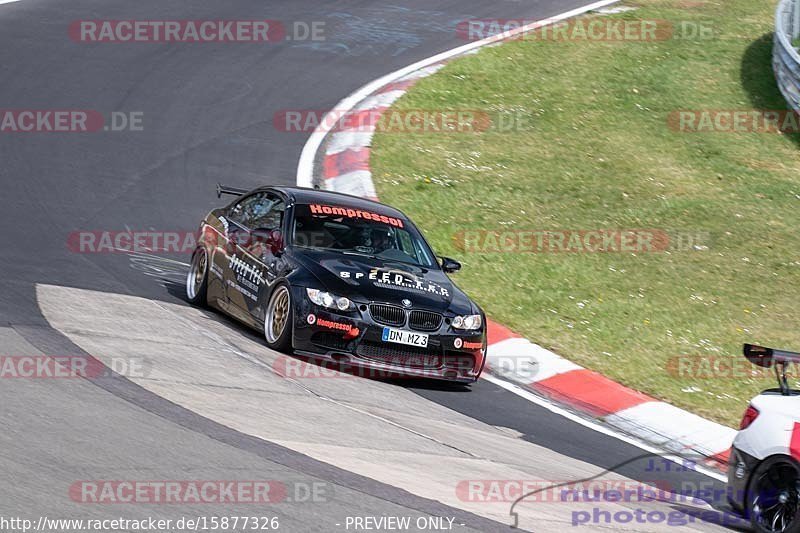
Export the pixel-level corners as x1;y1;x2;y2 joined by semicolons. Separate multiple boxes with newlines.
748;456;800;533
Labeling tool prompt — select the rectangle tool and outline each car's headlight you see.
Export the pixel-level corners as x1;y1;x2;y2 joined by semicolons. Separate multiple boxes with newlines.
306;288;354;311
452;314;482;330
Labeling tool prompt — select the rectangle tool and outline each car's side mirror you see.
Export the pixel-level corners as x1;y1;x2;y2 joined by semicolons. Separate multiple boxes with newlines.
441;257;462;273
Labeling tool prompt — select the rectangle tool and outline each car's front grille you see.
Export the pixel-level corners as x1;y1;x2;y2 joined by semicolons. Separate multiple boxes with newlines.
409;310;443;331
356;341;441;369
369;304;443;332
369;304;406;327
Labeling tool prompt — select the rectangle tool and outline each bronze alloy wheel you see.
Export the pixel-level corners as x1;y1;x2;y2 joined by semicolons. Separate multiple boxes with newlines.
265;285;290;344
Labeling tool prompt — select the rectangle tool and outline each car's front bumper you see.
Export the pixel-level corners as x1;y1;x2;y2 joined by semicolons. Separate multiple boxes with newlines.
289;290;486;383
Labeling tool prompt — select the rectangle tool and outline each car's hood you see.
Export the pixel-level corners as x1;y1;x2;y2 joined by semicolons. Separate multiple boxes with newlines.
293;249;474;313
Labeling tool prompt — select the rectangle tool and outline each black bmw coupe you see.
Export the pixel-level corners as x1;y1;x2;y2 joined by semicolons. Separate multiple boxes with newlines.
186;185;486;382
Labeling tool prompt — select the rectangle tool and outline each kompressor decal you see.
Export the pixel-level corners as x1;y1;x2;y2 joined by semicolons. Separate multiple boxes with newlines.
309;204;404;228
340;269;449;298
315;317;359;335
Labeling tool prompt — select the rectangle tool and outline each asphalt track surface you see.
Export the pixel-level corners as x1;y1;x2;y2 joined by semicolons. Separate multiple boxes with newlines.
0;1;739;532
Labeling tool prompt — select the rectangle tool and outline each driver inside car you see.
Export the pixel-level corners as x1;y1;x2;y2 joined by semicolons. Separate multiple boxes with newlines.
370;228;392;253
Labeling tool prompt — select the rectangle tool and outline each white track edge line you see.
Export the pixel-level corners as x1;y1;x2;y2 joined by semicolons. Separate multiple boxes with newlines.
482;373;727;482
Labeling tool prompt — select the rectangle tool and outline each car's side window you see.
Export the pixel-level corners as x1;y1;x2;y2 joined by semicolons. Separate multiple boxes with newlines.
228;193;285;230
228;193;265;228
250;196;285;231
413;240;434;267
397;231;416;258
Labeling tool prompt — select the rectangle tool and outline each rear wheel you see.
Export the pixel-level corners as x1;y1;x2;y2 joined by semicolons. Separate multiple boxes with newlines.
186;248;209;305
264;283;292;351
748;455;800;533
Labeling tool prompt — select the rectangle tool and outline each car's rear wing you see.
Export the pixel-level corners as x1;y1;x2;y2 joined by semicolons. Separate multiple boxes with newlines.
216;183;249;199
744;343;800;395
744;344;800;367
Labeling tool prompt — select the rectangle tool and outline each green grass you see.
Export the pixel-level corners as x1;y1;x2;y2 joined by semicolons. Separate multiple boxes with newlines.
371;0;800;426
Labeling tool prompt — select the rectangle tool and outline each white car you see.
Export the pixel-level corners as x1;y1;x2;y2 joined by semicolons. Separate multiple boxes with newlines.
728;344;800;533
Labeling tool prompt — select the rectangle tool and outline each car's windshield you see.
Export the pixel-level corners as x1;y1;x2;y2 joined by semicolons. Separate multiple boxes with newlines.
291;203;437;268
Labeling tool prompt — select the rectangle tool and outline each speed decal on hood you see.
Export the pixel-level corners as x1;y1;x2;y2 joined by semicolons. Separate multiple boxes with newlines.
309;204;405;228
341;268;450;298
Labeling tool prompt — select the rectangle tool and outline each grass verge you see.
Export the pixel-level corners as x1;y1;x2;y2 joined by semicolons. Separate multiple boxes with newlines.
371;0;800;426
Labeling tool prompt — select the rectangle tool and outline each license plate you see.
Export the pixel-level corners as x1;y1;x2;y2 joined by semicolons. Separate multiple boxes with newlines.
381;327;429;348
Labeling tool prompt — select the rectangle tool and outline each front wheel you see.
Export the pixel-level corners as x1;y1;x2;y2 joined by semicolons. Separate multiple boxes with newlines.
748;455;800;533
264;283;292;351
186;247;209;305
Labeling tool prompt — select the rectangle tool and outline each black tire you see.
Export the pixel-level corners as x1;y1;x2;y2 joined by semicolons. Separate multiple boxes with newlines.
264;283;292;351
186;247;209;306
747;455;800;533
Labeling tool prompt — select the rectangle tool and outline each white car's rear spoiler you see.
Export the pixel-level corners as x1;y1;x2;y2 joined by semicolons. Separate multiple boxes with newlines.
744;344;800;395
744;344;800;367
